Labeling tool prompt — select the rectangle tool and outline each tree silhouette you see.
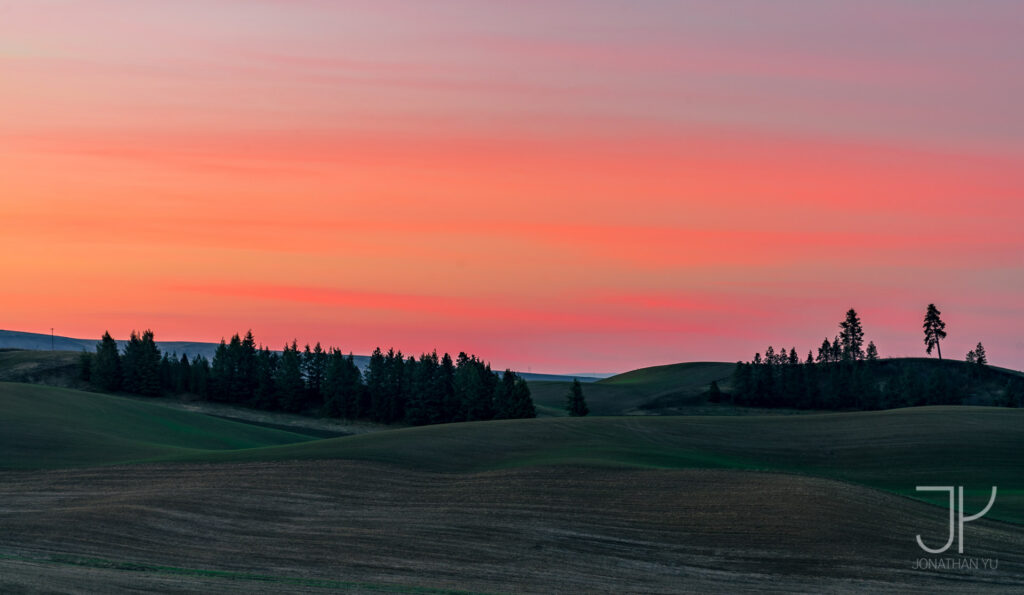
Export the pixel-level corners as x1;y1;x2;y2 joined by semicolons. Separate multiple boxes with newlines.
839;309;865;361
566;378;589;416
974;342;987;365
122;330;161;396
923;304;947;359
866;341;879;361
92;331;122;391
708;380;722;402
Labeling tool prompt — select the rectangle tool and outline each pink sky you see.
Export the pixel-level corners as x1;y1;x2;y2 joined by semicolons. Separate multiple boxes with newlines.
2;1;1022;372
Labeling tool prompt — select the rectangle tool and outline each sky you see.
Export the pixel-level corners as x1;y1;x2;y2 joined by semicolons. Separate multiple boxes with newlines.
2;1;1022;373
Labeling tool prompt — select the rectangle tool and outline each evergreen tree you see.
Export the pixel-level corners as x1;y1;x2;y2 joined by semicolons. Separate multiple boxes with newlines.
454;352;495;421
566;378;589;416
439;352;457;422
707;380;722;403
176;353;191;393
508;375;536;419
122;330;161;396
253;347;278;409
209;340;231;401
493;369;519;419
817;338;831;364
831;335;843;363
839;309;865;361
788;348;799;366
190;355;210;398
923;304;947;359
92;332;121;391
303;342;328;409
159;352;173;392
865;341;879;362
364;348;388;422
235;331;258;404
275;341;305;412
805;351;814;365
974;342;987;365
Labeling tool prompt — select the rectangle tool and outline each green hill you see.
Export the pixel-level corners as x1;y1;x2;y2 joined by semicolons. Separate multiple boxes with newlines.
528;361;737;415
0;382;314;469
3;381;1024;522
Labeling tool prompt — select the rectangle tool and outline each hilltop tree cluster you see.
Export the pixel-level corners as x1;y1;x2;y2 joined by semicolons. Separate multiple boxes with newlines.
727;308;954;410
79;330;535;425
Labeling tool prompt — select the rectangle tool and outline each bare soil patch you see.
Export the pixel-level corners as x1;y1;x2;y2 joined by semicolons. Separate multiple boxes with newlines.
1;463;1022;593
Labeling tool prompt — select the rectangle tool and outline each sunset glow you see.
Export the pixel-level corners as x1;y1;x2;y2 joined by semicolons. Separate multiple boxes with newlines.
2;1;1022;371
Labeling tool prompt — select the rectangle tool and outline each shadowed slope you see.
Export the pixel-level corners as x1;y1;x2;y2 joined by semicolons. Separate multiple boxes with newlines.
1;463;1022;593
528;362;737;415
0;382;313;469
171;407;1024;523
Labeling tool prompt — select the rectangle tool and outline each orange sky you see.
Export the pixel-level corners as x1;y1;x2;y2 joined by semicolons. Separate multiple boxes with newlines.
2;2;1022;372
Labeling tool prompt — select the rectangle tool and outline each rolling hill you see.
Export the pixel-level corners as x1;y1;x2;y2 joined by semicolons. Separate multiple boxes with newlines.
0;382;314;469
528;361;738;415
3;381;1024;591
3;381;1022;523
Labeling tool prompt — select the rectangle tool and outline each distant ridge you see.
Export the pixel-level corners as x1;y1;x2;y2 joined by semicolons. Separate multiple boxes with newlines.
0;329;605;381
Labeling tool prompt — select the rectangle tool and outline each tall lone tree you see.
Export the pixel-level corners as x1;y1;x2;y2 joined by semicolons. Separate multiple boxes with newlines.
839;308;865;361
923;304;947;359
566;378;589;417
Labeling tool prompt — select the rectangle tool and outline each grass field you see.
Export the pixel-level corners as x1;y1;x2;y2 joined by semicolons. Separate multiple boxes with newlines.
528;361;737;416
3;378;1024;591
0;382;314;469
3;381;1022;523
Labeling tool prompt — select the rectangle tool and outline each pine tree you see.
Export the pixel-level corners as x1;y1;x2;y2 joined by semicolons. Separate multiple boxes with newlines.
817;338;831;364
493;369;519;419
439;352;457;423
137;330;162;396
92;331;122;391
974;342;987;365
364;347;388;422
566;378;589;416
708;380;722;403
190;355;210;398
731;362;752;405
923;304;947;359
236;331;258;404
176;353;191;393
303;342;328;410
121;330;161;396
209;340;230;401
454;353;494;422
508;375;536;419
253;347;278;409
275;341;305;412
865;341;879;362
839;309;865;361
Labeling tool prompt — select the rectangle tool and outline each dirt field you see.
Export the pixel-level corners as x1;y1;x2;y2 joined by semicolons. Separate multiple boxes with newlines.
1;463;1022;593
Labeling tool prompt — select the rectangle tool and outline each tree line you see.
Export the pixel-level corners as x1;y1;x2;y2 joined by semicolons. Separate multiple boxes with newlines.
721;307;1021;410
79;330;536;425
